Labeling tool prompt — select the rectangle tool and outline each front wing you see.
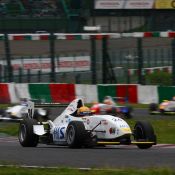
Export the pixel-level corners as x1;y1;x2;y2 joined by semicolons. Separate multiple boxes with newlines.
97;141;156;146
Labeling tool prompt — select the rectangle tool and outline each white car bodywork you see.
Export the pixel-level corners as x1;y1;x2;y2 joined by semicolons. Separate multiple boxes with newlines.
6;105;28;118
150;100;175;115
26;98;156;149
34;99;131;142
159;100;175;112
0;100;48;122
48;99;131;142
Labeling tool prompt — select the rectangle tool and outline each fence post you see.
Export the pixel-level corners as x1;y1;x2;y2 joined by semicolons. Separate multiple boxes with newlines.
50;32;56;82
102;36;107;83
4;65;7;82
38;70;41;82
27;69;31;83
4;33;12;82
137;38;144;84
172;39;175;85
18;68;22;83
91;36;97;84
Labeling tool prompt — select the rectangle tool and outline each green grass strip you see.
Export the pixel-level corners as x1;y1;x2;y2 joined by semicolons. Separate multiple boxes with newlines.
0;166;175;175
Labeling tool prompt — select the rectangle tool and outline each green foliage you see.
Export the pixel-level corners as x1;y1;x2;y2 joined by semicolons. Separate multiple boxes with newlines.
145;71;172;86
0;123;19;136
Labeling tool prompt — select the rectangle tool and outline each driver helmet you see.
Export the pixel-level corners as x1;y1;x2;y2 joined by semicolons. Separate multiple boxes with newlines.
77;106;91;116
103;99;114;105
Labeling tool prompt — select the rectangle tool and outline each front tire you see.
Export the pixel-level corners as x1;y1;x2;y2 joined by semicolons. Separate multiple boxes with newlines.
66;121;86;148
125;106;133;119
18;118;39;147
149;103;158;113
134;121;156;149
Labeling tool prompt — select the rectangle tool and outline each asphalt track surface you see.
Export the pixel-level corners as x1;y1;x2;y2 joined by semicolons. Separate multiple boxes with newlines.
0;108;175;169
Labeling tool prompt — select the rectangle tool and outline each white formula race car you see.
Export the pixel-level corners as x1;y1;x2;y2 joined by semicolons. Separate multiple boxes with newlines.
0;99;49;122
18;98;157;149
149;100;175;115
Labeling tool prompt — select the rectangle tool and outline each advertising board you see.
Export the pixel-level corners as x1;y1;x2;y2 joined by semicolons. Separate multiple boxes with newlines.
95;0;175;9
0;56;91;75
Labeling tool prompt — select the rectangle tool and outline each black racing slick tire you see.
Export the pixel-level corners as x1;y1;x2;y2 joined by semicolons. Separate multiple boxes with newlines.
125;106;133;119
18;118;39;147
149;103;158;112
66;121;86;148
134;121;156;149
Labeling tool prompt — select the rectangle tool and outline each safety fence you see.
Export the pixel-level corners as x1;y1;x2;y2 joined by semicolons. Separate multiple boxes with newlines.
0;83;175;104
0;32;175;85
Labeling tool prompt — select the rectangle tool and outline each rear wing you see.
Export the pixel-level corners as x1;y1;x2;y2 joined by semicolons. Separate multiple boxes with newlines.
34;103;66;108
20;98;66;108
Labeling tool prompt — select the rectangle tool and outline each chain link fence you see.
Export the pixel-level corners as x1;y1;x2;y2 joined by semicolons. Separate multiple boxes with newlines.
0;33;174;84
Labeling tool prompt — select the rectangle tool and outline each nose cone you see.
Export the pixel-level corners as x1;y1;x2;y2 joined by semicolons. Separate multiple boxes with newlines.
99;115;132;136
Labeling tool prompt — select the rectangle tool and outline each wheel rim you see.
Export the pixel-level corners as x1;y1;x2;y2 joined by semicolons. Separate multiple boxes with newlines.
19;124;27;142
67;125;75;145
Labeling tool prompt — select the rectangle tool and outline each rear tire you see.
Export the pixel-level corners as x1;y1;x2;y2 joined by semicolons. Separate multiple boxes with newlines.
134;121;156;149
66;121;86;148
123;106;133;119
18;118;39;147
149;103;158;113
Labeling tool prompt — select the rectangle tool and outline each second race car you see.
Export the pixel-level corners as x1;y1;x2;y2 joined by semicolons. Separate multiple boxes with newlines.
149;97;175;115
90;96;133;119
0;98;49;122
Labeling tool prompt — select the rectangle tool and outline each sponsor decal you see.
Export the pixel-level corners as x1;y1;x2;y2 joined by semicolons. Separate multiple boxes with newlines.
95;0;154;9
95;0;125;9
101;120;108;125
116;129;119;135
82;118;90;125
67;107;74;112
125;0;154;9
95;0;175;9
66;117;71;123
53;127;65;140
112;118;123;122
155;0;175;9
119;124;128;128
109;127;116;134
87;119;90;125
